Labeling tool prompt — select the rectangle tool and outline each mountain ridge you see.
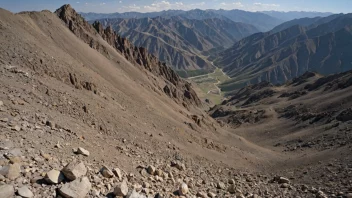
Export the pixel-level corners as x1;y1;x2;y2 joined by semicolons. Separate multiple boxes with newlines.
215;13;352;92
94;16;259;71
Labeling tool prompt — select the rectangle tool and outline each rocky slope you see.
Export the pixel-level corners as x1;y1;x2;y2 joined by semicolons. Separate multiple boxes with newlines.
1;4;351;198
209;70;352;197
55;5;201;108
215;13;352;92
95;16;258;71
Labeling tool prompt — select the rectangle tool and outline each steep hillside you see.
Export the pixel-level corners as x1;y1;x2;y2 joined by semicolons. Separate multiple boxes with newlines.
215;14;352;91
95;16;258;71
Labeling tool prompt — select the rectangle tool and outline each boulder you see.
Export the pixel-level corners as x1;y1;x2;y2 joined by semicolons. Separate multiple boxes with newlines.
0;184;14;198
59;177;91;198
45;169;65;184
17;186;34;198
101;165;114;178
76;147;90;156
113;180;128;196
61;161;87;181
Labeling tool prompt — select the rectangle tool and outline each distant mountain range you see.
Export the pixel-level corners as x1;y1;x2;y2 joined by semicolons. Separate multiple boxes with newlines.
94;16;259;72
80;10;333;32
261;11;334;21
215;13;352;91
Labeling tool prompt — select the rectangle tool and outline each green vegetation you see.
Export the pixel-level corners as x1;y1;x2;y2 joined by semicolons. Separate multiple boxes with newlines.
176;69;213;78
188;68;230;105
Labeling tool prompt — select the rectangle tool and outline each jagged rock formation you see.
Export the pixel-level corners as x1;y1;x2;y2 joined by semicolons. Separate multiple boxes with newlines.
215;13;352;92
55;4;201;108
94;16;259;71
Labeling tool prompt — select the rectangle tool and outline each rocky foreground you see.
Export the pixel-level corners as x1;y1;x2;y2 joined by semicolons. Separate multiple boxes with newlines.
0;91;347;198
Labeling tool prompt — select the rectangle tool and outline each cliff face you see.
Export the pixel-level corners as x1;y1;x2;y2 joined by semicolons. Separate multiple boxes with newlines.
55;4;201;107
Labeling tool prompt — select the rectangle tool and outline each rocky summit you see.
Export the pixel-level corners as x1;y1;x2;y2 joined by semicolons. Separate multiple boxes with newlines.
0;2;352;198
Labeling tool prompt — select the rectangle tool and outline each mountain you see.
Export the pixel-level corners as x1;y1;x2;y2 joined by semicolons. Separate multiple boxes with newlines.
215;14;352;92
211;9;283;32
262;11;334;21
95;16;259;72
80;9;283;32
271;14;344;33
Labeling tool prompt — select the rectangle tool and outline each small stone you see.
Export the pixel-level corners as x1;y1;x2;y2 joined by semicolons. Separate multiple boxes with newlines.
208;192;216;198
113;180;128;196
140;169;148;177
278;177;290;184
101;165;114;178
147;165;156;175
217;182;226;189
76;147;90;156
17;186;34;198
228;184;236;193
59;177;91;198
280;183;289;188
45;169;64;184
178;183;188;196
0;101;3;106
197;191;208;198
142;182;150;188
0;184;14;198
12;125;21;131
61;161;87;181
228;179;235;184
45;120;55;128
112;168;122;179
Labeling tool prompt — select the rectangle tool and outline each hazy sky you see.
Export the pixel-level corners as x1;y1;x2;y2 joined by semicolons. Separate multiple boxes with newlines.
0;0;351;13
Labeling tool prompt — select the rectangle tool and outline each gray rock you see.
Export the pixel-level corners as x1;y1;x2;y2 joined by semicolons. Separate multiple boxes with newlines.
113;180;129;196
0;101;3;106
45;169;65;184
0;184;14;198
0;163;21;180
101;165;114;178
76;147;90;156
17;186;34;198
59;177;91;198
61;161;87;181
